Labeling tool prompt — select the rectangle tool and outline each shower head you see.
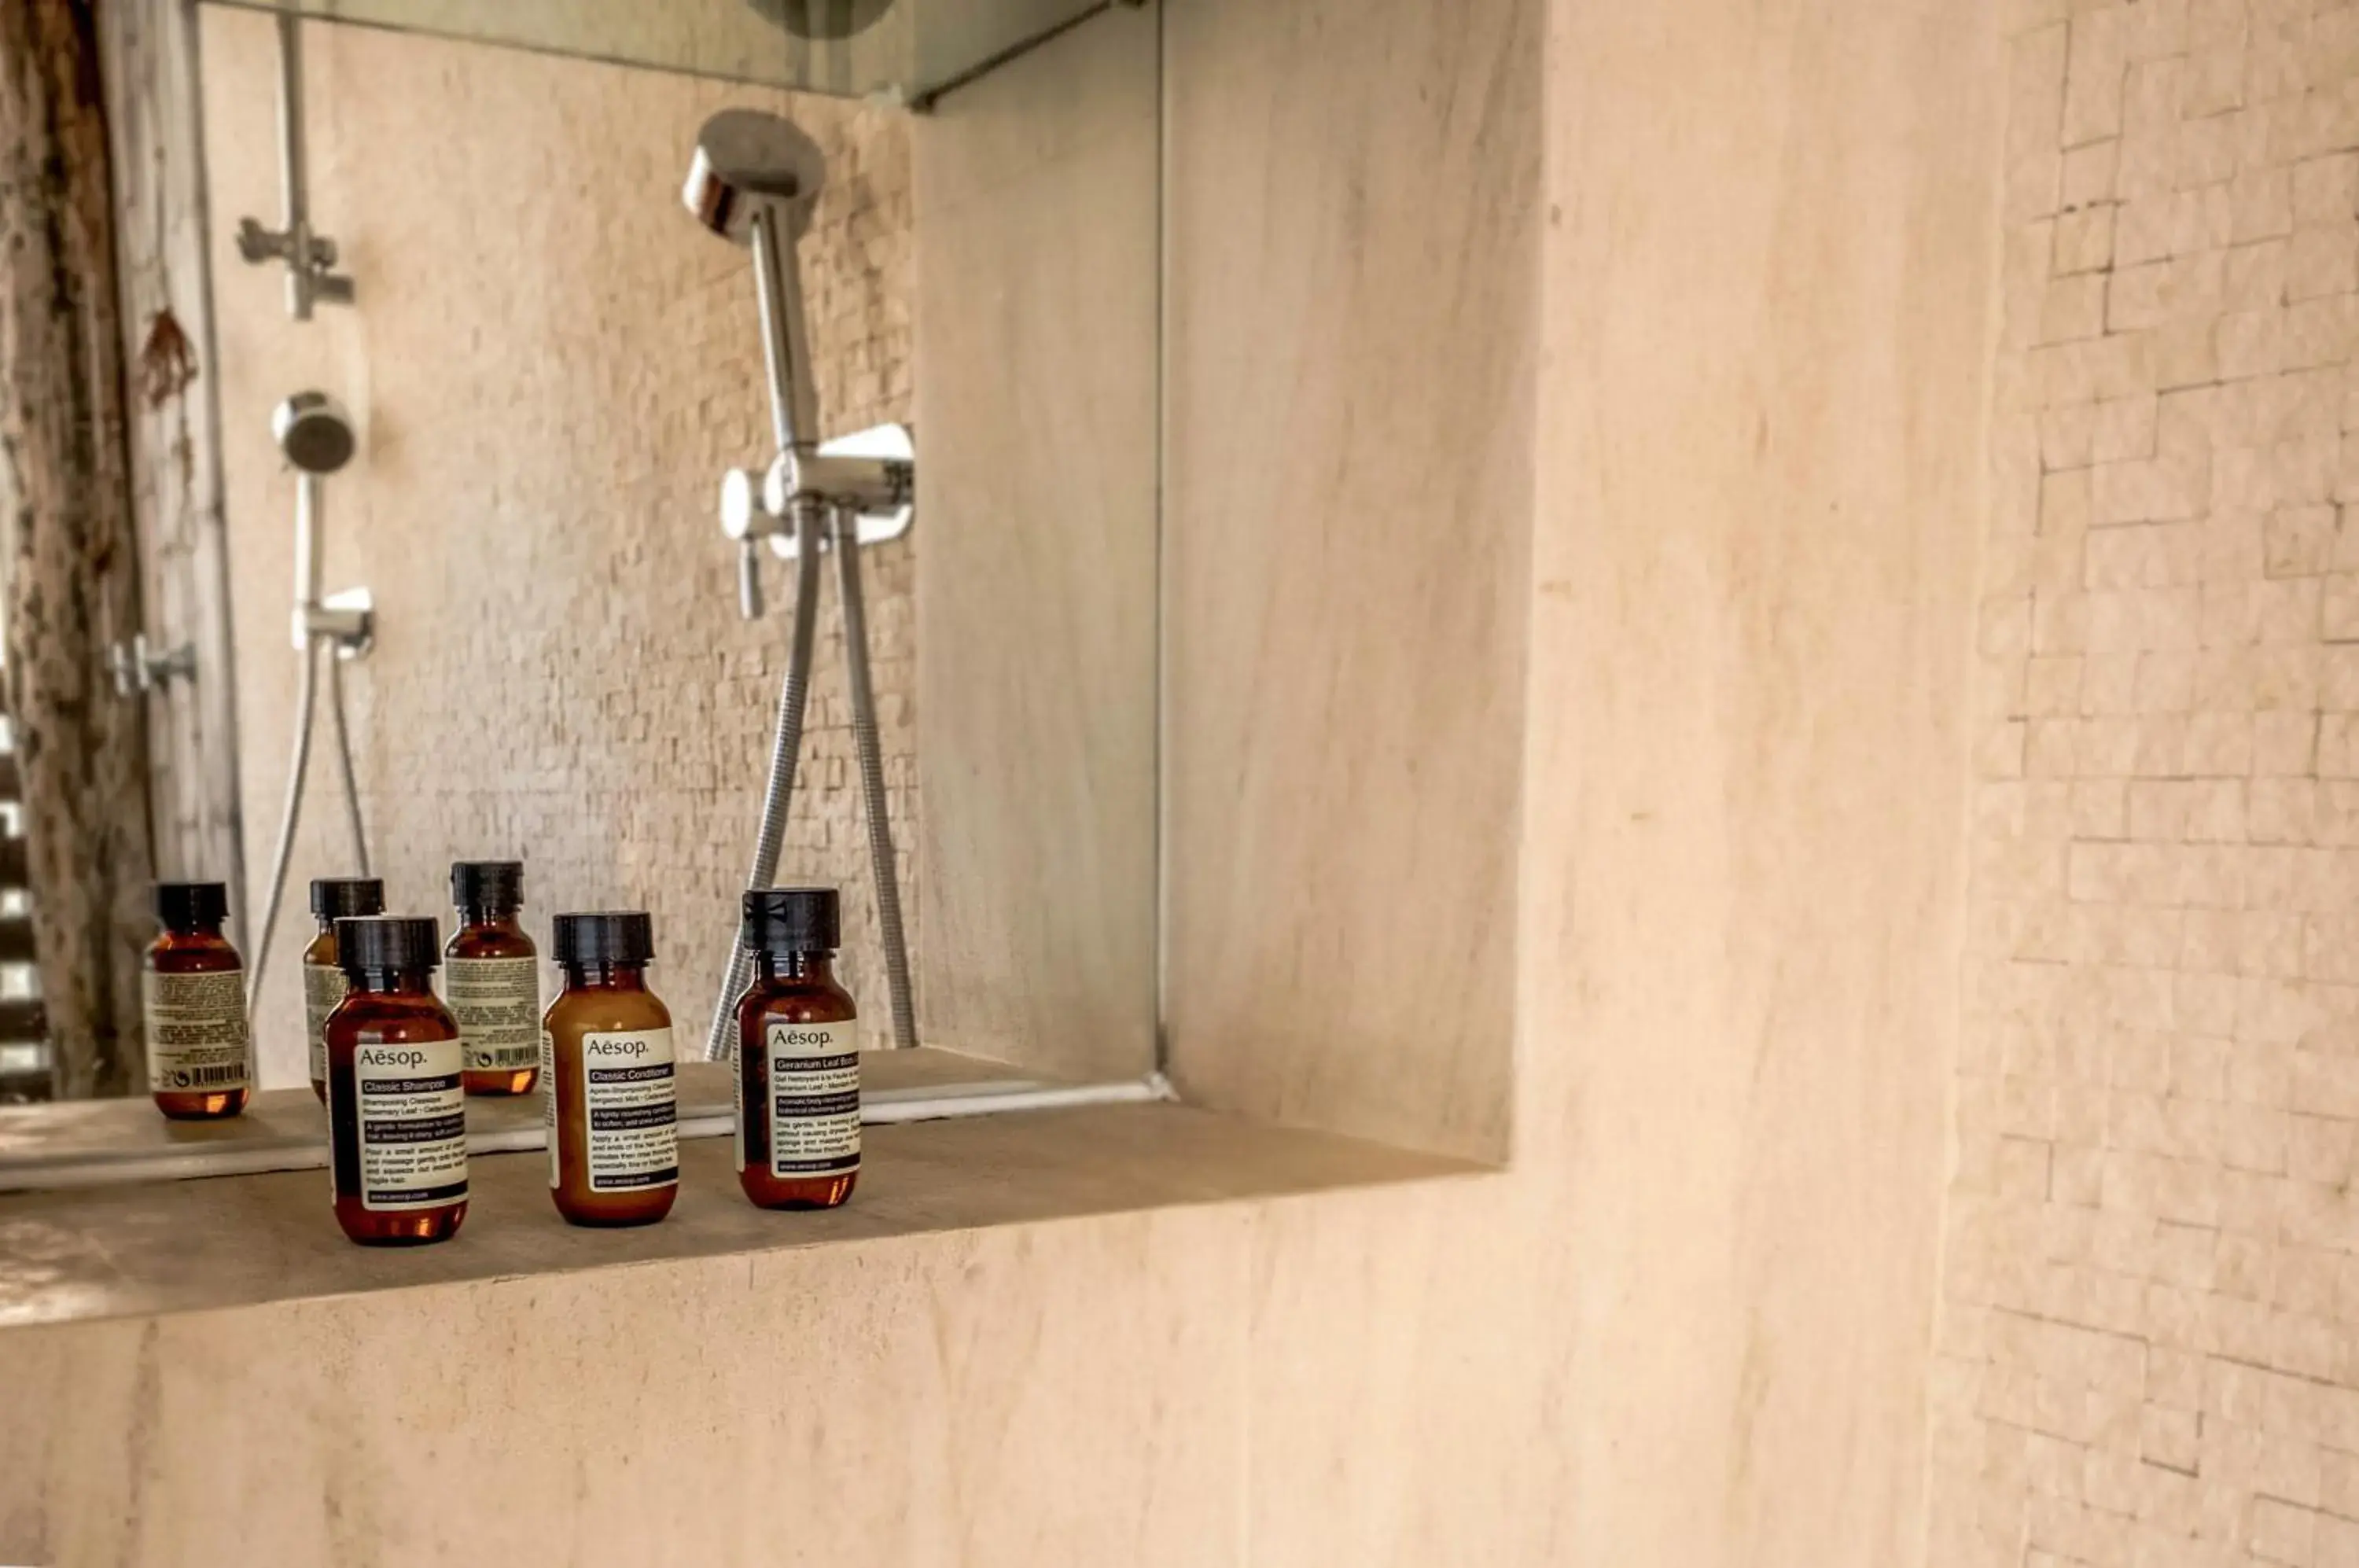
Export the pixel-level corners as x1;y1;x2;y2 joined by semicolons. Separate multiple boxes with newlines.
683;109;827;246
743;0;895;39
272;391;356;476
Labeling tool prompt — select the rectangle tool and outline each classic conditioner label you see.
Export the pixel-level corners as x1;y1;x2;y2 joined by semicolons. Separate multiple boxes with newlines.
355;1036;468;1211
304;962;348;1087
764;1019;859;1178
579;1027;679;1191
143;969;252;1095
447;956;541;1072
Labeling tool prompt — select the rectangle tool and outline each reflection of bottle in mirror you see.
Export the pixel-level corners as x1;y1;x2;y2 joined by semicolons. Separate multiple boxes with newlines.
447;860;540;1097
543;911;679;1228
733;887;859;1210
144;881;252;1120
303;877;384;1104
325;916;469;1246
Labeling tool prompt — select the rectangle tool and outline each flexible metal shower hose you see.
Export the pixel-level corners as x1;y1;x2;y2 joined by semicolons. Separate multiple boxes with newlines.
327;653;369;878
831;503;917;1050
248;637;320;1004
703;501;825;1062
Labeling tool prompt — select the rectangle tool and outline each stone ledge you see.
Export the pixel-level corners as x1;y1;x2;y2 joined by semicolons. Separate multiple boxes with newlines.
0;1097;1486;1329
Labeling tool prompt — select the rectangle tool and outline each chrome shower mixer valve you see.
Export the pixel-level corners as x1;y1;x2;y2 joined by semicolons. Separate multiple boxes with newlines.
719;426;916;599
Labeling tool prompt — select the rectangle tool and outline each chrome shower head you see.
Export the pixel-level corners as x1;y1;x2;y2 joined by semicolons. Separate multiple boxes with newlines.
271;391;356;475
683;109;827;246
743;0;895;38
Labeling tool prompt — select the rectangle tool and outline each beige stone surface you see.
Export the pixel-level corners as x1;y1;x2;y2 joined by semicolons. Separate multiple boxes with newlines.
200;11;922;1073
0;0;2020;1561
0;1101;1474;1331
1930;5;2359;1566
910;4;1160;1080
0;1202;1258;1568
1220;0;1998;1558
1160;0;1538;1163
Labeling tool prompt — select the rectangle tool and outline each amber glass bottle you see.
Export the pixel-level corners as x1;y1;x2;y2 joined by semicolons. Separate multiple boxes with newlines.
734;888;859;1209
543;911;678;1228
144;882;252;1120
304;877;384;1103
324;916;469;1246
447;860;540;1096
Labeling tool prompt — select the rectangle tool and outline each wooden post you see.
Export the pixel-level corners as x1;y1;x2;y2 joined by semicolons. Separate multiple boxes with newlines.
0;0;160;1099
97;0;246;919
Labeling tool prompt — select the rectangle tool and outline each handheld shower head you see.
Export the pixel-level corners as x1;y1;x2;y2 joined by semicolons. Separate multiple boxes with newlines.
743;0;895;39
272;391;356;475
683;109;827;246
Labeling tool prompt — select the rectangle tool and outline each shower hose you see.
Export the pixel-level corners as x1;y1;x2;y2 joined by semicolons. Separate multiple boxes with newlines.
248;637;370;1005
702;499;918;1060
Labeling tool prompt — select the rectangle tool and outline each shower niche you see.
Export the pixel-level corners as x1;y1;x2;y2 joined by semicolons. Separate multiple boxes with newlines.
2;0;1160;1134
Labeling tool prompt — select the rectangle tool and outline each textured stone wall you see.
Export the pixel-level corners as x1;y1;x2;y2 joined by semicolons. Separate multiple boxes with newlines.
199;12;915;1080
1934;2;2359;1564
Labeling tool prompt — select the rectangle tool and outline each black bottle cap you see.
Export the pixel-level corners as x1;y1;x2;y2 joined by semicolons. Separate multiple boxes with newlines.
310;877;385;922
154;881;229;931
336;915;443;976
741;887;839;955
451;860;524;915
553;911;654;968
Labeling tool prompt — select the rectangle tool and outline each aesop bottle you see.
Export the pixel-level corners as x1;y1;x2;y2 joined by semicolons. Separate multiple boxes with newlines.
325;916;469;1246
447;860;540;1096
733;888;859;1210
543;911;678;1228
304;877;384;1103
144;882;252;1120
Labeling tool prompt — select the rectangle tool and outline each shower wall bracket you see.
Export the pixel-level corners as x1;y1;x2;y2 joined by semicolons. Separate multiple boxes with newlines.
297;588;375;661
106;635;197;698
235;13;355;321
721;422;915;619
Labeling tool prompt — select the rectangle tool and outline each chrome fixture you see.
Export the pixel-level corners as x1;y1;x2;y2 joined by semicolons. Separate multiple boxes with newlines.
746;0;898;39
234;13;354;320
249;392;372;1003
107;635;197;697
685;109;918;1059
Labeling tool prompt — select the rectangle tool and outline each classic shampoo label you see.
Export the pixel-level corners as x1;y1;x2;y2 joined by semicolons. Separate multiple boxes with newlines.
355;1037;468;1211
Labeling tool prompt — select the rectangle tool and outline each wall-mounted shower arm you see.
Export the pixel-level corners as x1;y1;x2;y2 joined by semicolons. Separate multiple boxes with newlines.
234;12;353;321
751;201;823;458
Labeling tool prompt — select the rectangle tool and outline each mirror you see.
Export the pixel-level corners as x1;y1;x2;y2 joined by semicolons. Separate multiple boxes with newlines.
0;0;1161;1128
204;0;1123;103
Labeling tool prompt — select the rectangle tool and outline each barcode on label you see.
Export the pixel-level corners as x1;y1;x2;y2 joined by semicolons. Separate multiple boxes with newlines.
182;1062;245;1088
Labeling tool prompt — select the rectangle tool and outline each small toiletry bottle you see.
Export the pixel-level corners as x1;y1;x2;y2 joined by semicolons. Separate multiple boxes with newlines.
304;877;384;1103
143;881;252;1120
543;911;678;1228
324;916;469;1246
447;860;540;1096
733;887;859;1209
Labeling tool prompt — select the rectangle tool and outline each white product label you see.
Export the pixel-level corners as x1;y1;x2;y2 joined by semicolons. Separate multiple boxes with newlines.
355;1036;469;1211
447;956;541;1072
731;1034;744;1174
542;1028;559;1188
304;962;348;1087
578;1027;679;1192
142;968;252;1095
765;1020;859;1178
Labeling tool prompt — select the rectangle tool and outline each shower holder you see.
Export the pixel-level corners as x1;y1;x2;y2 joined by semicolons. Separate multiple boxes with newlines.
296;588;375;661
107;635;197;698
721;423;915;561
